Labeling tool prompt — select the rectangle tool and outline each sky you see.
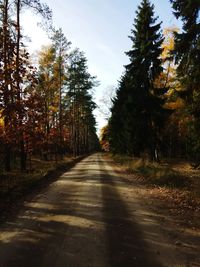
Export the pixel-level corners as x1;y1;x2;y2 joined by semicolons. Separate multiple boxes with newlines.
21;0;182;133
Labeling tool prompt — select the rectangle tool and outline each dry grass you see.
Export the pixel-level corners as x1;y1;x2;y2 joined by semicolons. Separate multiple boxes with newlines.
111;154;199;193
0;156;75;194
110;153;200;229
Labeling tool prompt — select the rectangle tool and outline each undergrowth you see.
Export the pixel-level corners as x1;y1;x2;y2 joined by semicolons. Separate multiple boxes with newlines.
0;156;76;195
111;154;191;189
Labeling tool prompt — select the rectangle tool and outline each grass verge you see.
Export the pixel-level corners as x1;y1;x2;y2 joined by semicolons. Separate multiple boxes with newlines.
111;153;191;189
110;153;200;226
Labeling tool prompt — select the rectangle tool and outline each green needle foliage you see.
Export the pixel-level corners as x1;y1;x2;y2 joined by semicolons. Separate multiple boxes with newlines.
170;0;200;101
0;1;99;171
66;49;99;156
170;0;200;160
110;0;169;160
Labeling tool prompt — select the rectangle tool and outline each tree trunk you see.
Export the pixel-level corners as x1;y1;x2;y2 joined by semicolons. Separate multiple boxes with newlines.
16;0;26;170
58;47;63;157
3;0;11;171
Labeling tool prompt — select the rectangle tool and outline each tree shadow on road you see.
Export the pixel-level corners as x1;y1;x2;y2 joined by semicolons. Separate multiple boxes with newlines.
100;159;163;267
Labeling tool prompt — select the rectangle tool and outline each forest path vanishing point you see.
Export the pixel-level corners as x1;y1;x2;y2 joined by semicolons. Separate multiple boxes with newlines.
0;153;197;267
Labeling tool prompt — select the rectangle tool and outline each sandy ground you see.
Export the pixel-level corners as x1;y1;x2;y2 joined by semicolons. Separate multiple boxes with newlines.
0;153;199;267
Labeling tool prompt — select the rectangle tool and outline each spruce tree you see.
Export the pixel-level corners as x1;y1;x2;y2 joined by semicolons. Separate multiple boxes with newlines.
127;0;165;159
109;75;130;154
170;0;200;160
170;0;200;101
110;0;166;159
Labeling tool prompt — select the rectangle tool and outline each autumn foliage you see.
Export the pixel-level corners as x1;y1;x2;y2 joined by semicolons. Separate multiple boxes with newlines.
0;1;99;171
106;0;200;164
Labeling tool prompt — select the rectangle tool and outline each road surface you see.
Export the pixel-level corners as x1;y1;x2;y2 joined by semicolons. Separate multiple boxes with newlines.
0;154;187;267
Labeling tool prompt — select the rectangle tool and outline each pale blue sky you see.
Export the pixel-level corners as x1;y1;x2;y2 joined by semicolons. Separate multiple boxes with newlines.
22;0;181;131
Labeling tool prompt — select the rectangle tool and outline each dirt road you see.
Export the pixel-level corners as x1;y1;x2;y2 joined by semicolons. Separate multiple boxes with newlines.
0;154;192;266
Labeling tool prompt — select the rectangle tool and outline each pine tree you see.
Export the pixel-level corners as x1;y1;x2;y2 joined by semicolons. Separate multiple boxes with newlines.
36;45;58;159
50;28;71;154
66;49;98;156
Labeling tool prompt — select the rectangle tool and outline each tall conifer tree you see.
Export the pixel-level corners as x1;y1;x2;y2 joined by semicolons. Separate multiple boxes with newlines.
110;0;166;159
66;49;98;156
110;75;130;154
170;0;200;159
170;0;200;97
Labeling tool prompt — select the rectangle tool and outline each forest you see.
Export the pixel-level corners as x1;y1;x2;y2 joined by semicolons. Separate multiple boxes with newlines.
0;0;99;174
0;0;200;198
102;0;200;165
0;0;199;266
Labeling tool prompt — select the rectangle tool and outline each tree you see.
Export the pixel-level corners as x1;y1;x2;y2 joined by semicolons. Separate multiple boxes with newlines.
170;0;200;98
0;2;99;172
66;49;99;156
100;124;110;152
15;0;51;170
170;0;200;161
0;0;51;170
35;45;57;159
36;41;99;159
50;28;71;155
110;0;167;160
0;0;14;170
154;27;185;158
109;75;130;154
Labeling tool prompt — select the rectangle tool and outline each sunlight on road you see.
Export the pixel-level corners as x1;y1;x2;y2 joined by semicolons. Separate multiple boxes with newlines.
0;154;192;267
